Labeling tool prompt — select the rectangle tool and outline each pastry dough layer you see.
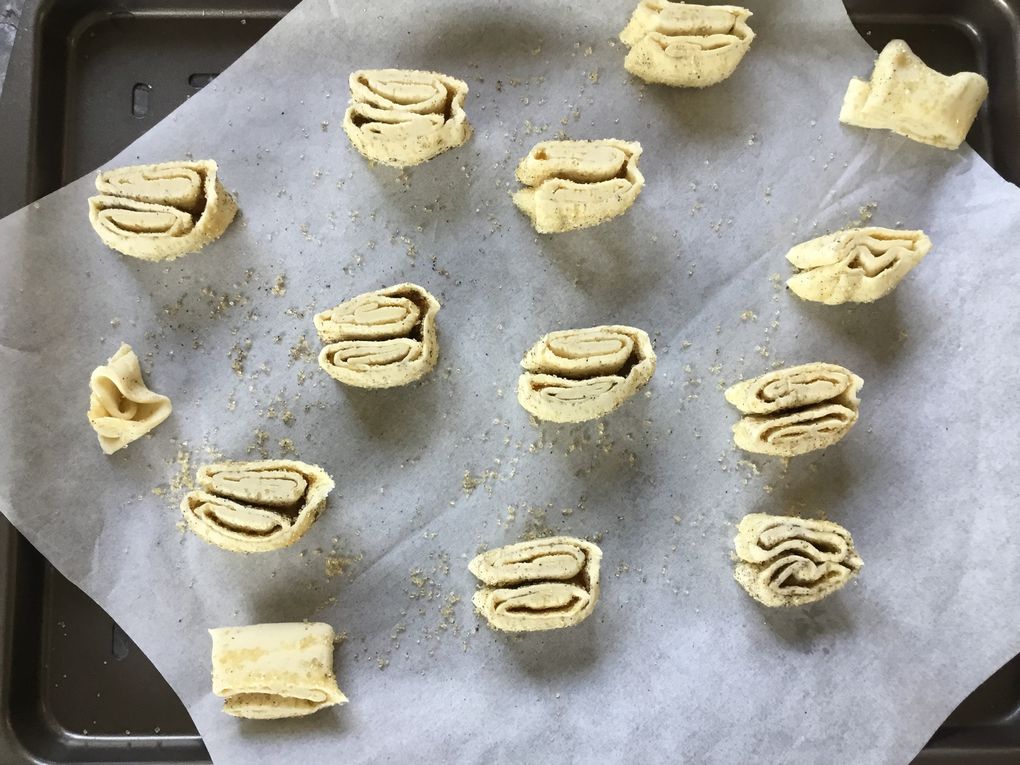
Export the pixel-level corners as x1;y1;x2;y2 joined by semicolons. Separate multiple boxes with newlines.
182;460;334;552
210;622;347;719
733;513;862;607
88;160;237;260
839;39;988;150
725;363;862;456
620;2;754;87
513;139;644;233
87;343;172;454
469;537;602;632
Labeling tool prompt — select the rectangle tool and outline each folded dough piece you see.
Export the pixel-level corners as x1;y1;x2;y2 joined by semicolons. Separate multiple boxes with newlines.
209;622;347;719
786;227;932;304
182;460;334;552
733;513;863;607
619;2;754;87
87;343;172;454
315;282;440;388
87;160;237;260
513;140;644;233
517;325;656;423
725;363;862;457
469;537;602;632
343;68;471;166
839;39;988;150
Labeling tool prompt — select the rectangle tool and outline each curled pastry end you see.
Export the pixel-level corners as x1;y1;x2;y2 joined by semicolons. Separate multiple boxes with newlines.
182;459;334;553
725;363;862;457
517;325;655;423
620;2;755;88
733;513;862;607
210;622;347;718
839;39;988;150
469;536;602;631
343;68;471;166
88;160;237;261
87;343;172;454
785;227;932;305
315;283;440;388
513;139;644;233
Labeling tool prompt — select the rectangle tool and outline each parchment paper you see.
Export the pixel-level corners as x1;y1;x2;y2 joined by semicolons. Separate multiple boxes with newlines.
1;0;1018;762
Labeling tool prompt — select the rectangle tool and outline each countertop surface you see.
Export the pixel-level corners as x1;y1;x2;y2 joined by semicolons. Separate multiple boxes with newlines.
0;0;23;98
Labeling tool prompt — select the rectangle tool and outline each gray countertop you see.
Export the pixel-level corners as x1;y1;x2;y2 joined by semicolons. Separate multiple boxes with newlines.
0;0;23;98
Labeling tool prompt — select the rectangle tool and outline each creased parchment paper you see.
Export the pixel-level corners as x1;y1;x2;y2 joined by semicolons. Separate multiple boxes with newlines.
1;0;1018;762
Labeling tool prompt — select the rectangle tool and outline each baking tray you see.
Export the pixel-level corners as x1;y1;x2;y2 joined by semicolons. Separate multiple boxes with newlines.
0;0;1017;762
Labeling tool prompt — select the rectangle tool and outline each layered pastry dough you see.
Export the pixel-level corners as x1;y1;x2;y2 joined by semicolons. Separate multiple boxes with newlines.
343;68;471;166
315;283;440;388
209;622;347;719
733;513;863;607
87;343;172;454
725;363;862;457
182;460;334;552
786;227;932;304
840;39;988;150
469;537;602;632
517;325;656;423
513;140;644;233
88;160;237;260
620;2;754;87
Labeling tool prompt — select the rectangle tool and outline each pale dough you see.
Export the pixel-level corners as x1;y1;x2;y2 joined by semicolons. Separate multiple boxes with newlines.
517;325;656;423
513;139;644;233
182;459;334;553
469;536;602;632
786;227;932;304
209;622;347;719
88;160;237;261
839;39;988;150
342;68;471;166
620;2;754;88
87;343;172;455
725;362;862;457
315;283;440;388
733;513;863;607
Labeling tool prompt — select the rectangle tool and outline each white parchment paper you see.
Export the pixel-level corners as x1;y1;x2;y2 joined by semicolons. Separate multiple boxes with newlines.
1;0;1019;762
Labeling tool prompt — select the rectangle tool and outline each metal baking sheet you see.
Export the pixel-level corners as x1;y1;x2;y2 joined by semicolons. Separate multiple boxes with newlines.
0;0;1017;762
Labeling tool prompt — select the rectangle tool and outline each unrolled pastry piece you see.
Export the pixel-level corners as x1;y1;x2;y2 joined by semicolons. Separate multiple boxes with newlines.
725;363;862;457
513;139;644;233
209;622;347;719
469;537;602;632
840;39;988;150
786;227;932;304
88;160;237;260
343;68;471;166
182;460;334;552
315;282;440;388
518;325;656;423
620;2;754;87
87;343;172;454
733;513;862;607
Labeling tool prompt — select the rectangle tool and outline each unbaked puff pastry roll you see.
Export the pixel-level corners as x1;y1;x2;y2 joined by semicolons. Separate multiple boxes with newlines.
733;513;862;607
517;325;656;423
469;537;602;632
315;282;440;388
209;622;347;719
725;363;862;457
513;139;644;233
619;2;754;87
87;160;237;260
840;39;988;150
786;227;932;304
342;68;471;166
182;460;334;553
87;343;172;454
